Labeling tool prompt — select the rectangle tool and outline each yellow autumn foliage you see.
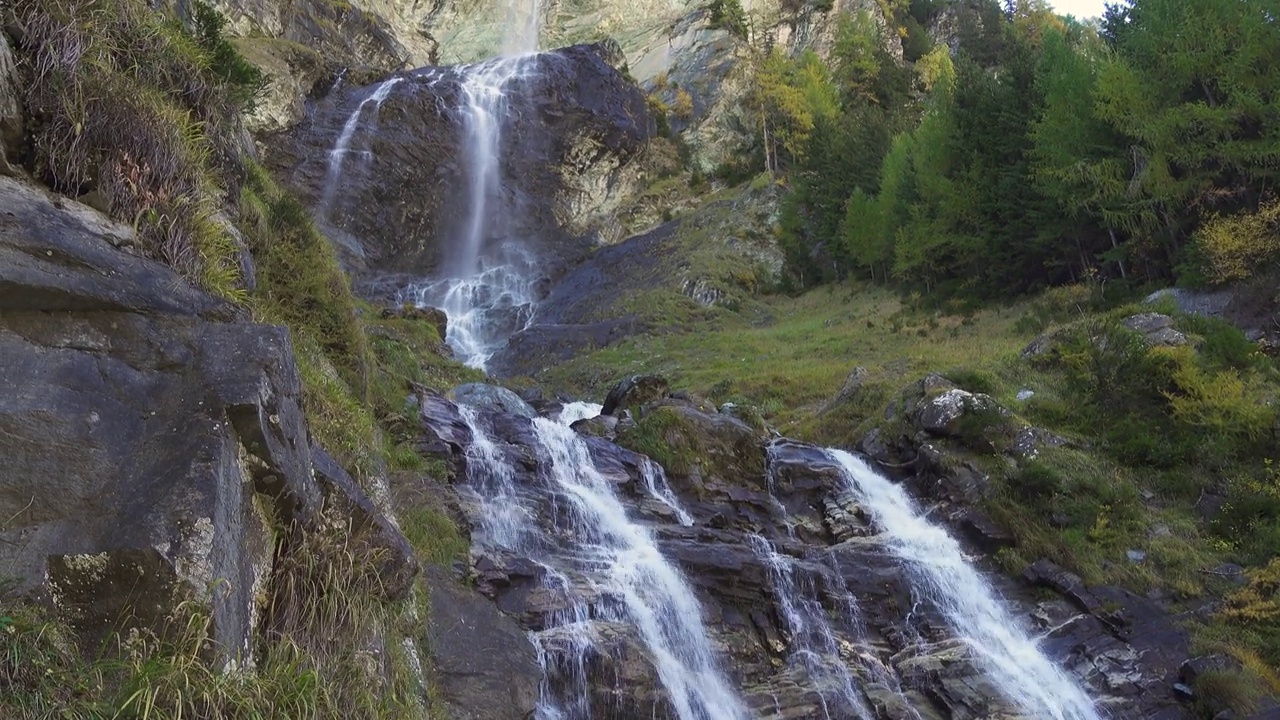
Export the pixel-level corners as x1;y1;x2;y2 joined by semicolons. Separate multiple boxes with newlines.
1196;196;1280;282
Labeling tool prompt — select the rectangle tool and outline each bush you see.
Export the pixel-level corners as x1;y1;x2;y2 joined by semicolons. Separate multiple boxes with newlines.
191;1;267;111
708;0;749;38
1195;196;1280;284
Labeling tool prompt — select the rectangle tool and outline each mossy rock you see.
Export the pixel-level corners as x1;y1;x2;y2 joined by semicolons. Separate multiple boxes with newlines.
616;403;767;498
602;374;670;417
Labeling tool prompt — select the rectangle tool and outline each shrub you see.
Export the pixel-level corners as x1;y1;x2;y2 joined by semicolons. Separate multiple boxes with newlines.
1195;196;1280;284
708;0;749;38
191;1;267;111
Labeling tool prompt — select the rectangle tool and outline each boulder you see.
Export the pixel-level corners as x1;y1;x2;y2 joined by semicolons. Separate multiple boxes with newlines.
823;365;869;413
423;566;541;720
602;374;671;417
0;177;309;665
1123;313;1188;347
447;382;538;418
914;388;1015;453
0;174;418;671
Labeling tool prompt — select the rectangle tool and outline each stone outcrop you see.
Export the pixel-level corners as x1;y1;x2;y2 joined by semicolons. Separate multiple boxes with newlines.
423;565;542;720
266;42;651;289
415;374;1214;720
490;186;783;376
0;175;414;665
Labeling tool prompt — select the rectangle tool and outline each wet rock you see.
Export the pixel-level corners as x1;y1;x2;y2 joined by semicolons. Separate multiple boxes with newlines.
414;385;475;457
601;374;671;416
448;383;537;418
423;566;540;720
535;620;673;718
268;43;650;284
571;413;617;438
1123;313;1188;346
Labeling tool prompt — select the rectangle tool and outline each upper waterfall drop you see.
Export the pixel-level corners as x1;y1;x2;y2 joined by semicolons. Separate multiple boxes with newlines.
826;449;1103;720
400;0;548;370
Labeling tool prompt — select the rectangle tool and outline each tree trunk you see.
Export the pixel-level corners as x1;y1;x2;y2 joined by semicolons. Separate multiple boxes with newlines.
1108;227;1127;279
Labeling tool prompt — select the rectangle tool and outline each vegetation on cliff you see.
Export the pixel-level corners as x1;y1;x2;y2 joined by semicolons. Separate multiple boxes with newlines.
3;1;474;717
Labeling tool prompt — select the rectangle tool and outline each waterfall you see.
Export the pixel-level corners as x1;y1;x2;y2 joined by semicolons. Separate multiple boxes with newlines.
401;53;542;370
319;76;403;218
826;449;1102;720
502;0;542;55
557;401;603;426
457;405;748;720
749;535;874;720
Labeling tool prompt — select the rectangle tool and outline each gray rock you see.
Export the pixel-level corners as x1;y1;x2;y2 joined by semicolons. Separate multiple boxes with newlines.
1016;389;1035;401
1123;313;1188;346
1126;549;1147;563
1022;330;1068;358
0;174;417;670
1145;287;1234;319
916;388;1008;439
268;43;649;285
448;383;537;418
823;366;869;413
602;374;671;417
423;566;540;720
1009;426;1069;460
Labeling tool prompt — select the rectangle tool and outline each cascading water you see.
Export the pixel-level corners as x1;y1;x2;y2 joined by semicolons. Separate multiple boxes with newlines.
826;449;1102;720
319;77;403;217
458;405;748;720
398;0;549;369
749;535;873;720
400;53;542;370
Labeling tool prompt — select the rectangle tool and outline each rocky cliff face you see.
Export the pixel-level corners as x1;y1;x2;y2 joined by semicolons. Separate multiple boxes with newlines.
0;174;418;676
265;41;651;291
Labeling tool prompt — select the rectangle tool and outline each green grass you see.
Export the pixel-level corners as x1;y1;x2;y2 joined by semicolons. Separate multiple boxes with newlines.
539;275;1280;672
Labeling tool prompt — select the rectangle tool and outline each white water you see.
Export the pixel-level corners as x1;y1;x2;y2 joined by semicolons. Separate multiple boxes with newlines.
749;535;873;720
557;401;603;426
458;406;747;720
319;76;403;217
826;449;1102;720
401;52;543;370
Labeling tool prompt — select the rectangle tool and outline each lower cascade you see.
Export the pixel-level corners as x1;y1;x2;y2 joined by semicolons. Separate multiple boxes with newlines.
459;403;748;719
431;388;1109;720
827;449;1102;720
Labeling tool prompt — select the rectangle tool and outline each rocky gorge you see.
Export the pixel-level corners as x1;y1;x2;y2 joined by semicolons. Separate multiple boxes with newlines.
2;0;1279;718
